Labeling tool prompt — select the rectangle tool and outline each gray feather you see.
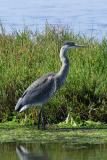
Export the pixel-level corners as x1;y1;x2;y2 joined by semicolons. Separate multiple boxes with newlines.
15;73;56;111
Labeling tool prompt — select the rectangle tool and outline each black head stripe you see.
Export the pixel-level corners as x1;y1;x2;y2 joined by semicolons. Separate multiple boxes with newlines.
63;41;75;46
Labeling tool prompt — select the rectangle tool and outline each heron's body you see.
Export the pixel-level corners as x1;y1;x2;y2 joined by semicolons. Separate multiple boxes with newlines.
15;73;56;112
15;41;84;129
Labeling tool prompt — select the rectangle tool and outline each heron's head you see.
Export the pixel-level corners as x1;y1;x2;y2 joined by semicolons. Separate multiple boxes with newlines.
62;41;85;49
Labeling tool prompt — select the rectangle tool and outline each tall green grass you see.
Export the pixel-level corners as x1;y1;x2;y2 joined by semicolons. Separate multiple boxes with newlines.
1;24;107;124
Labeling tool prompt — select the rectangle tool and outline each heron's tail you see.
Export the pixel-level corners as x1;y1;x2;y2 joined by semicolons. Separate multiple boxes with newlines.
15;98;23;112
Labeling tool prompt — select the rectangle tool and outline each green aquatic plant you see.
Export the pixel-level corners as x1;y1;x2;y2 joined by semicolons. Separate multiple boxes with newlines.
0;121;107;144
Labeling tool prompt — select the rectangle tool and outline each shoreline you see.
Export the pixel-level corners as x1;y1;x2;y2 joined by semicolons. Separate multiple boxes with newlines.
0;122;107;144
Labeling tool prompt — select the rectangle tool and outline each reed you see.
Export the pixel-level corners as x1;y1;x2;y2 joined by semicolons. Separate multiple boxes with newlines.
1;24;107;124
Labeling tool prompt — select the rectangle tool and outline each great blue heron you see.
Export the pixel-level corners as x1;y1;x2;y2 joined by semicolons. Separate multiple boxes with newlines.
15;41;85;129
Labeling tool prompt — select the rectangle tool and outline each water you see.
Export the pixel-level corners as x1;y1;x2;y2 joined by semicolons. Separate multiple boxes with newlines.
0;142;107;160
0;0;107;39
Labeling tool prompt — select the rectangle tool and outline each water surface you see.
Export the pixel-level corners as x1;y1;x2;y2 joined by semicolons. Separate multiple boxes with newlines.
0;142;107;160
0;0;107;39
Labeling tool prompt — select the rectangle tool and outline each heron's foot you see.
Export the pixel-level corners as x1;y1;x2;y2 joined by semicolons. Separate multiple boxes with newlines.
38;122;40;130
42;121;46;130
37;118;43;130
37;122;46;130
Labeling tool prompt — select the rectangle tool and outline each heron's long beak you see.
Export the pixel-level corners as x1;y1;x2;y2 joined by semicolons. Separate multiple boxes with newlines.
75;44;86;48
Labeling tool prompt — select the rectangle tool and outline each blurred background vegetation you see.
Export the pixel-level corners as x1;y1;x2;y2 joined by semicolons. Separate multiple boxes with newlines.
1;24;107;126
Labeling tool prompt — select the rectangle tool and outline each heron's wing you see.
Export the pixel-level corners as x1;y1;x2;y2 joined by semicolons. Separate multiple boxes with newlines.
22;73;55;97
21;73;56;105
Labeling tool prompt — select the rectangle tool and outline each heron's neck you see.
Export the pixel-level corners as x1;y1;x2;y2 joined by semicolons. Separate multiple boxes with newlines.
56;47;69;89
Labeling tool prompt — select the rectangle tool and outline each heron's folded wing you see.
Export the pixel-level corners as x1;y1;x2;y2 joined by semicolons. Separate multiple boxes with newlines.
21;73;56;104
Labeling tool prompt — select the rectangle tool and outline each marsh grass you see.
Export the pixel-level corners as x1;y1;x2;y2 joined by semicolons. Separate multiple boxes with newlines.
1;24;107;124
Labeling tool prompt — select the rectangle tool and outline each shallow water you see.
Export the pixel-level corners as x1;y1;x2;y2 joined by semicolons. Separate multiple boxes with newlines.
0;0;107;39
1;142;107;160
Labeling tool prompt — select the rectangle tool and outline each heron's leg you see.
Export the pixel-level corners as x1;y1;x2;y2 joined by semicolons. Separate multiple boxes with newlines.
41;107;45;130
38;107;42;129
